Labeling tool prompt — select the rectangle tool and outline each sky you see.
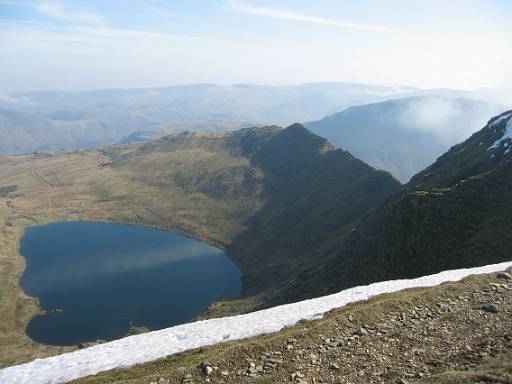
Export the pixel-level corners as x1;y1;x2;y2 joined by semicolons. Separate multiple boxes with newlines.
0;0;511;93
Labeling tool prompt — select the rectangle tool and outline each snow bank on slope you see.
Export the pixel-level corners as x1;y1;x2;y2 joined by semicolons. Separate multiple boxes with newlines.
489;112;512;150
2;261;511;384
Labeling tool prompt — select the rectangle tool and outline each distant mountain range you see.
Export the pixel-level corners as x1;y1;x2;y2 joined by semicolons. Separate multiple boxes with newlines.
306;96;504;182
0;82;504;155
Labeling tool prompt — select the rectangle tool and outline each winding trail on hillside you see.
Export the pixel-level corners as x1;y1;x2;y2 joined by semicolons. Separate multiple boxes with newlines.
31;164;54;210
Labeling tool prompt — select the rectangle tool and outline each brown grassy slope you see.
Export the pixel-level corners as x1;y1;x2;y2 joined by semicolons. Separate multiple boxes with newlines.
0;136;265;366
0;126;399;366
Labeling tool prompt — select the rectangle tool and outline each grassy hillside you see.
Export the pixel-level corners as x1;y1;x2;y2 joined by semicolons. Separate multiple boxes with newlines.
116;119;254;144
4;112;510;368
105;124;401;295
284;111;512;303
0;124;400;366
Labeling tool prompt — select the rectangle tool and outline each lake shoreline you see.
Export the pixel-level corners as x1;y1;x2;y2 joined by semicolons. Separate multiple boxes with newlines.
1;210;249;367
19;220;242;346
0;148;260;367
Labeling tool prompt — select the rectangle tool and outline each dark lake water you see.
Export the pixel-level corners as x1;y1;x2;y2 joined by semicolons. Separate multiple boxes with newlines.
19;221;241;346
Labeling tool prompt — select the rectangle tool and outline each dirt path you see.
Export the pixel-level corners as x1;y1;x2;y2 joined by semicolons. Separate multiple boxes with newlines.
31;164;55;209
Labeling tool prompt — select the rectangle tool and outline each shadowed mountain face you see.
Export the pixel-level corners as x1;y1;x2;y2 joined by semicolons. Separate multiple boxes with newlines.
4;112;510;311
281;111;512;304
306;96;504;182
108;124;401;295
224;124;401;293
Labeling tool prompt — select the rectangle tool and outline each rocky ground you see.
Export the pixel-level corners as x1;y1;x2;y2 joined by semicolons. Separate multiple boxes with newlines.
72;269;512;384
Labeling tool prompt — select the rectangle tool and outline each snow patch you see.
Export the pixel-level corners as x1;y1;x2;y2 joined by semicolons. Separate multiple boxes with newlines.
488;112;512;150
490;111;512;128
1;261;511;384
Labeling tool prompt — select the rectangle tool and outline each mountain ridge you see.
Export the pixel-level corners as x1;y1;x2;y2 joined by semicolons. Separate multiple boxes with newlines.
118;123;402;295
280;111;512;303
306;96;504;182
1;114;511;368
0;123;402;366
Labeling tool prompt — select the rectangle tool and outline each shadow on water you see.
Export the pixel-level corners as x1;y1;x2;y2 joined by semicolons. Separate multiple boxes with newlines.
19;221;241;346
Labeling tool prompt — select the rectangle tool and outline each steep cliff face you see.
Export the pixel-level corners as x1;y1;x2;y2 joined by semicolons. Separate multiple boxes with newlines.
279;111;512;303
225;124;401;294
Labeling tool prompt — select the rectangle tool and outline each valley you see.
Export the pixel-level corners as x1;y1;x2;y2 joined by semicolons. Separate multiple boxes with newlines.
2;2;511;383
0;112;511;378
0;112;512;365
0;125;399;366
306;96;503;182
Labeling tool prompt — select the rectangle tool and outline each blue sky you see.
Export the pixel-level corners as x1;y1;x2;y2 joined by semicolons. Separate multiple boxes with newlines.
1;0;511;92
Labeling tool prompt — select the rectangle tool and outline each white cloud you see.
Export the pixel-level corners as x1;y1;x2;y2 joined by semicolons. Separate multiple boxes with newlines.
0;21;232;51
0;93;34;107
226;0;396;34
0;2;510;94
36;1;104;26
75;26;231;45
0;20;248;91
0;0;38;5
397;97;504;144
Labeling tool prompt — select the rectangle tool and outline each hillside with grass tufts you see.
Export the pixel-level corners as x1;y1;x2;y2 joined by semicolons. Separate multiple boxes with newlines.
0;124;400;366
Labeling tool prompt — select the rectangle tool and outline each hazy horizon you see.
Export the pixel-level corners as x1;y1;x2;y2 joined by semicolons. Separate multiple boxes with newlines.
0;80;468;96
1;1;511;95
